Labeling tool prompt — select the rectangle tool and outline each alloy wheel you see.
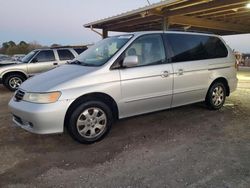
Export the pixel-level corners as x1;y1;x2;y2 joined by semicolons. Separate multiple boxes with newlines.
9;77;22;89
212;85;225;106
76;107;107;139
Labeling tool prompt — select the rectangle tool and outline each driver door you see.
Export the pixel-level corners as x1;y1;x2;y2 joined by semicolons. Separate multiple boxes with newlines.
27;50;58;76
119;34;174;118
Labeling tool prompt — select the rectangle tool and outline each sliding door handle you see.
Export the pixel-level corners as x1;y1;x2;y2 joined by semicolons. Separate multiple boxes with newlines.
177;69;184;76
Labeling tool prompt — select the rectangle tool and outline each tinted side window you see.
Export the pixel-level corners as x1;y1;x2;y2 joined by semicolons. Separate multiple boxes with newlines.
124;34;166;67
58;49;75;60
34;50;55;62
205;37;228;58
74;48;87;54
165;34;228;63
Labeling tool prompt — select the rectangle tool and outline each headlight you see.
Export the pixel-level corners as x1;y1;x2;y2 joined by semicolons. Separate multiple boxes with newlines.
23;91;61;104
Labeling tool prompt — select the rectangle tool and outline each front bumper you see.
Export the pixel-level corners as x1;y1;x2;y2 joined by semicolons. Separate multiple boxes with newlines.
8;98;73;134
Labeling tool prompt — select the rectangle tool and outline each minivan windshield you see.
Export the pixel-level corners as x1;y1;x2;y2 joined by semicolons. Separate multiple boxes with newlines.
22;50;38;63
73;35;133;66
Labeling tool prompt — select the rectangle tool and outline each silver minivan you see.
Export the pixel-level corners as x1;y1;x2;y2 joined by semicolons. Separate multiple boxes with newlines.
9;31;238;144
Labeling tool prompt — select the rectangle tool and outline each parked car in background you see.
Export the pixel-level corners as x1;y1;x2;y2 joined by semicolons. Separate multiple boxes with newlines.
0;55;12;63
0;46;87;91
9;31;238;144
12;54;26;62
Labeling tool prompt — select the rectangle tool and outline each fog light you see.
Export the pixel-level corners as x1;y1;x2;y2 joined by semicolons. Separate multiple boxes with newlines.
21;120;33;128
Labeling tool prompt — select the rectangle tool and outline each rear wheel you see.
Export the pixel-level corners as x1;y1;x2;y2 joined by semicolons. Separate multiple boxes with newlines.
206;82;226;110
3;74;26;91
67;101;113;144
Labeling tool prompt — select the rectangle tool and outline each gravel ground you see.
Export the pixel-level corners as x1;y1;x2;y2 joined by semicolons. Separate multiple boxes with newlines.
0;71;249;188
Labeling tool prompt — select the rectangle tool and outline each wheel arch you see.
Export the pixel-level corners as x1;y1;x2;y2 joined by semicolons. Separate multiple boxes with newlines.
64;92;119;128
2;71;28;81
207;77;230;98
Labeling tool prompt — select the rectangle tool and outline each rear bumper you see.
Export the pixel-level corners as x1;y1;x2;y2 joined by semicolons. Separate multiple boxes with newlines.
228;77;238;94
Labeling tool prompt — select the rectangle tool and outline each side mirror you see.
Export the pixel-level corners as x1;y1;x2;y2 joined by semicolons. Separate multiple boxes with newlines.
123;56;139;68
31;58;38;63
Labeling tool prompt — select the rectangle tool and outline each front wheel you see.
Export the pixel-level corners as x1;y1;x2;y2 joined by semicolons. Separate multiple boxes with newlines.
3;74;26;91
206;82;226;110
67;101;113;144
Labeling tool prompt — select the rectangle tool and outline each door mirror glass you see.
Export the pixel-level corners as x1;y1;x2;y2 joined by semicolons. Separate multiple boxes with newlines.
123;56;139;67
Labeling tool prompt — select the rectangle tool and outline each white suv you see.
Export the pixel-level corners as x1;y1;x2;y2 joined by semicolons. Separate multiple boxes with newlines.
9;31;238;144
0;47;87;91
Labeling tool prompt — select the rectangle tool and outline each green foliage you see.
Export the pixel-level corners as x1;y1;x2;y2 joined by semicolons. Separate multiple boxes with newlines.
0;41;43;55
51;43;61;48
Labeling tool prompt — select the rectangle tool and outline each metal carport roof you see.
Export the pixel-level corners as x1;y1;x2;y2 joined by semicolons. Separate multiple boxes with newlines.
84;0;250;37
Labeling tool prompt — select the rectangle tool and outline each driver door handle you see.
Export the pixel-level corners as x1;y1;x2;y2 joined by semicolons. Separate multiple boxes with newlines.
161;71;169;78
53;62;58;66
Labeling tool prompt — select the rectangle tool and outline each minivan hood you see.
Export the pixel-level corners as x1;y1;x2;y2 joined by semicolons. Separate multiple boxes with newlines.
20;64;98;92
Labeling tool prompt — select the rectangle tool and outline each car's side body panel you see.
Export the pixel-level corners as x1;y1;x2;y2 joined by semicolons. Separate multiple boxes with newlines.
119;64;173;118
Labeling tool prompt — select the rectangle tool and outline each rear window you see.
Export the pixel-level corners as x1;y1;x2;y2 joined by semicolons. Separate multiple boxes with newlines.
165;33;228;63
57;49;75;60
74;47;87;55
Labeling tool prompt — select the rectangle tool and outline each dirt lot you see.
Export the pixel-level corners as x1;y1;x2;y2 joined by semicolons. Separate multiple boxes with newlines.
0;72;250;188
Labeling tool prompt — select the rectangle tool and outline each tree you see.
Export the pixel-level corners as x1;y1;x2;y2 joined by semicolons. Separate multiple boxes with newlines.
19;41;28;46
51;43;61;48
8;41;16;47
0;40;44;55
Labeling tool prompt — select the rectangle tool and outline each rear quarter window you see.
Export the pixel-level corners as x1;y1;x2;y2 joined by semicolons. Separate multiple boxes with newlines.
165;33;228;63
57;49;75;60
74;47;87;55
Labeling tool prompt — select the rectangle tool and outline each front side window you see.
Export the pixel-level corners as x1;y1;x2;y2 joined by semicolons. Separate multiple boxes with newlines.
22;50;38;63
58;49;75;60
124;34;166;67
74;35;133;66
33;50;55;63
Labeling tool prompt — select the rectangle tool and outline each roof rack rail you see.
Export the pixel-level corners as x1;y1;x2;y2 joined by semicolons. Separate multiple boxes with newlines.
50;45;88;49
167;28;215;34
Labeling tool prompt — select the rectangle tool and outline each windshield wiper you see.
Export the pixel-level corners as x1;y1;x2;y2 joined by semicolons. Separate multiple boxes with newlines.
68;60;98;67
68;60;82;65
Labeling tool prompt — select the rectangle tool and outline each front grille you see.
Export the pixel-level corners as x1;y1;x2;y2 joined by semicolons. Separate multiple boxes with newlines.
15;90;25;101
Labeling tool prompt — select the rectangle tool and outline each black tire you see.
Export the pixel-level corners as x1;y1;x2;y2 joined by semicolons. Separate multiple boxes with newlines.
67;101;113;144
3;73;26;92
206;82;226;110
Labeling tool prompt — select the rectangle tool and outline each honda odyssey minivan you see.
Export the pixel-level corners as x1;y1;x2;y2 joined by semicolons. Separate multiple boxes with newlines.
9;31;238;144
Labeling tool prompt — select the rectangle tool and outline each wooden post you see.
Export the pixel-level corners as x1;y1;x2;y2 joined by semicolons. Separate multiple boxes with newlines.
102;29;108;39
162;16;169;31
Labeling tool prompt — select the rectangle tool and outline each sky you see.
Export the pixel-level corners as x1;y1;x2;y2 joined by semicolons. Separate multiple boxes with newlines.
0;0;250;53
